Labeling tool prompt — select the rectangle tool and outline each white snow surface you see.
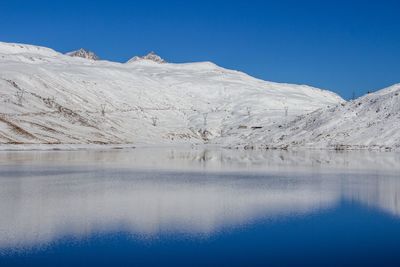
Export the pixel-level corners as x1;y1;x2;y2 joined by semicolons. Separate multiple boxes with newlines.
5;41;395;150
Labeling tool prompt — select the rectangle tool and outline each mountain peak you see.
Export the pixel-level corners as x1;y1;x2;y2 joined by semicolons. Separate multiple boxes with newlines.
127;51;166;64
66;48;100;60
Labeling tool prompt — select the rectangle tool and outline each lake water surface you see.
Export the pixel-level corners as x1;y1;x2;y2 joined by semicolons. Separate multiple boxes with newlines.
0;148;400;266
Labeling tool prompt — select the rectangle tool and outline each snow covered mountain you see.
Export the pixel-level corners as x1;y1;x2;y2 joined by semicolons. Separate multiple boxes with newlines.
235;84;400;151
0;41;351;148
66;48;100;60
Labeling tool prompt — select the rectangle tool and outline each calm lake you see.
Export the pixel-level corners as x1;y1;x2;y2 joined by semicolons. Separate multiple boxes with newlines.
0;148;400;267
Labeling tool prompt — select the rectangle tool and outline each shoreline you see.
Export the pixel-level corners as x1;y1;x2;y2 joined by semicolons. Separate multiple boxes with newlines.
0;143;398;152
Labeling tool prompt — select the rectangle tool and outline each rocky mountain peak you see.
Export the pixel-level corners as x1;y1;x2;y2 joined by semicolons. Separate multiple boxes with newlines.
127;51;166;64
66;48;100;60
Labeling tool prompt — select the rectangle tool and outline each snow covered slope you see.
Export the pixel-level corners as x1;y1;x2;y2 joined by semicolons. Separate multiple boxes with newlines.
235;84;400;151
0;41;343;146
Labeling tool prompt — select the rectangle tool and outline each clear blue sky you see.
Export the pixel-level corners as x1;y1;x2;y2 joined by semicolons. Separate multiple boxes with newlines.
1;0;399;99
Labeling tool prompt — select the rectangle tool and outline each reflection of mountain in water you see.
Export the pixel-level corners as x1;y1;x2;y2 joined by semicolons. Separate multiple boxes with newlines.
343;174;400;217
0;148;399;249
1;148;399;173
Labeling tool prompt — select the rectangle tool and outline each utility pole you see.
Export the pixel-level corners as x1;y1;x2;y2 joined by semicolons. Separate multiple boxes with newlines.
203;113;208;127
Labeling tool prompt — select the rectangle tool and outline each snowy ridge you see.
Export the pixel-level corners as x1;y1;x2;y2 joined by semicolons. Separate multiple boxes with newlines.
235;84;400;150
3;41;397;150
0;42;59;56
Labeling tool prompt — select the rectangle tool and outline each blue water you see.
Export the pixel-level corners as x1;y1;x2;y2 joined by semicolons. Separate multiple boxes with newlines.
0;149;400;267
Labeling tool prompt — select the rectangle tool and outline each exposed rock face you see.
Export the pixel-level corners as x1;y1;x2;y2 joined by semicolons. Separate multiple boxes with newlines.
127;51;166;63
66;48;100;60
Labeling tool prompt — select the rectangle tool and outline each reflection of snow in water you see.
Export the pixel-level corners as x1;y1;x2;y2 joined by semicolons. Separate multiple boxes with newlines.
0;148;399;249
